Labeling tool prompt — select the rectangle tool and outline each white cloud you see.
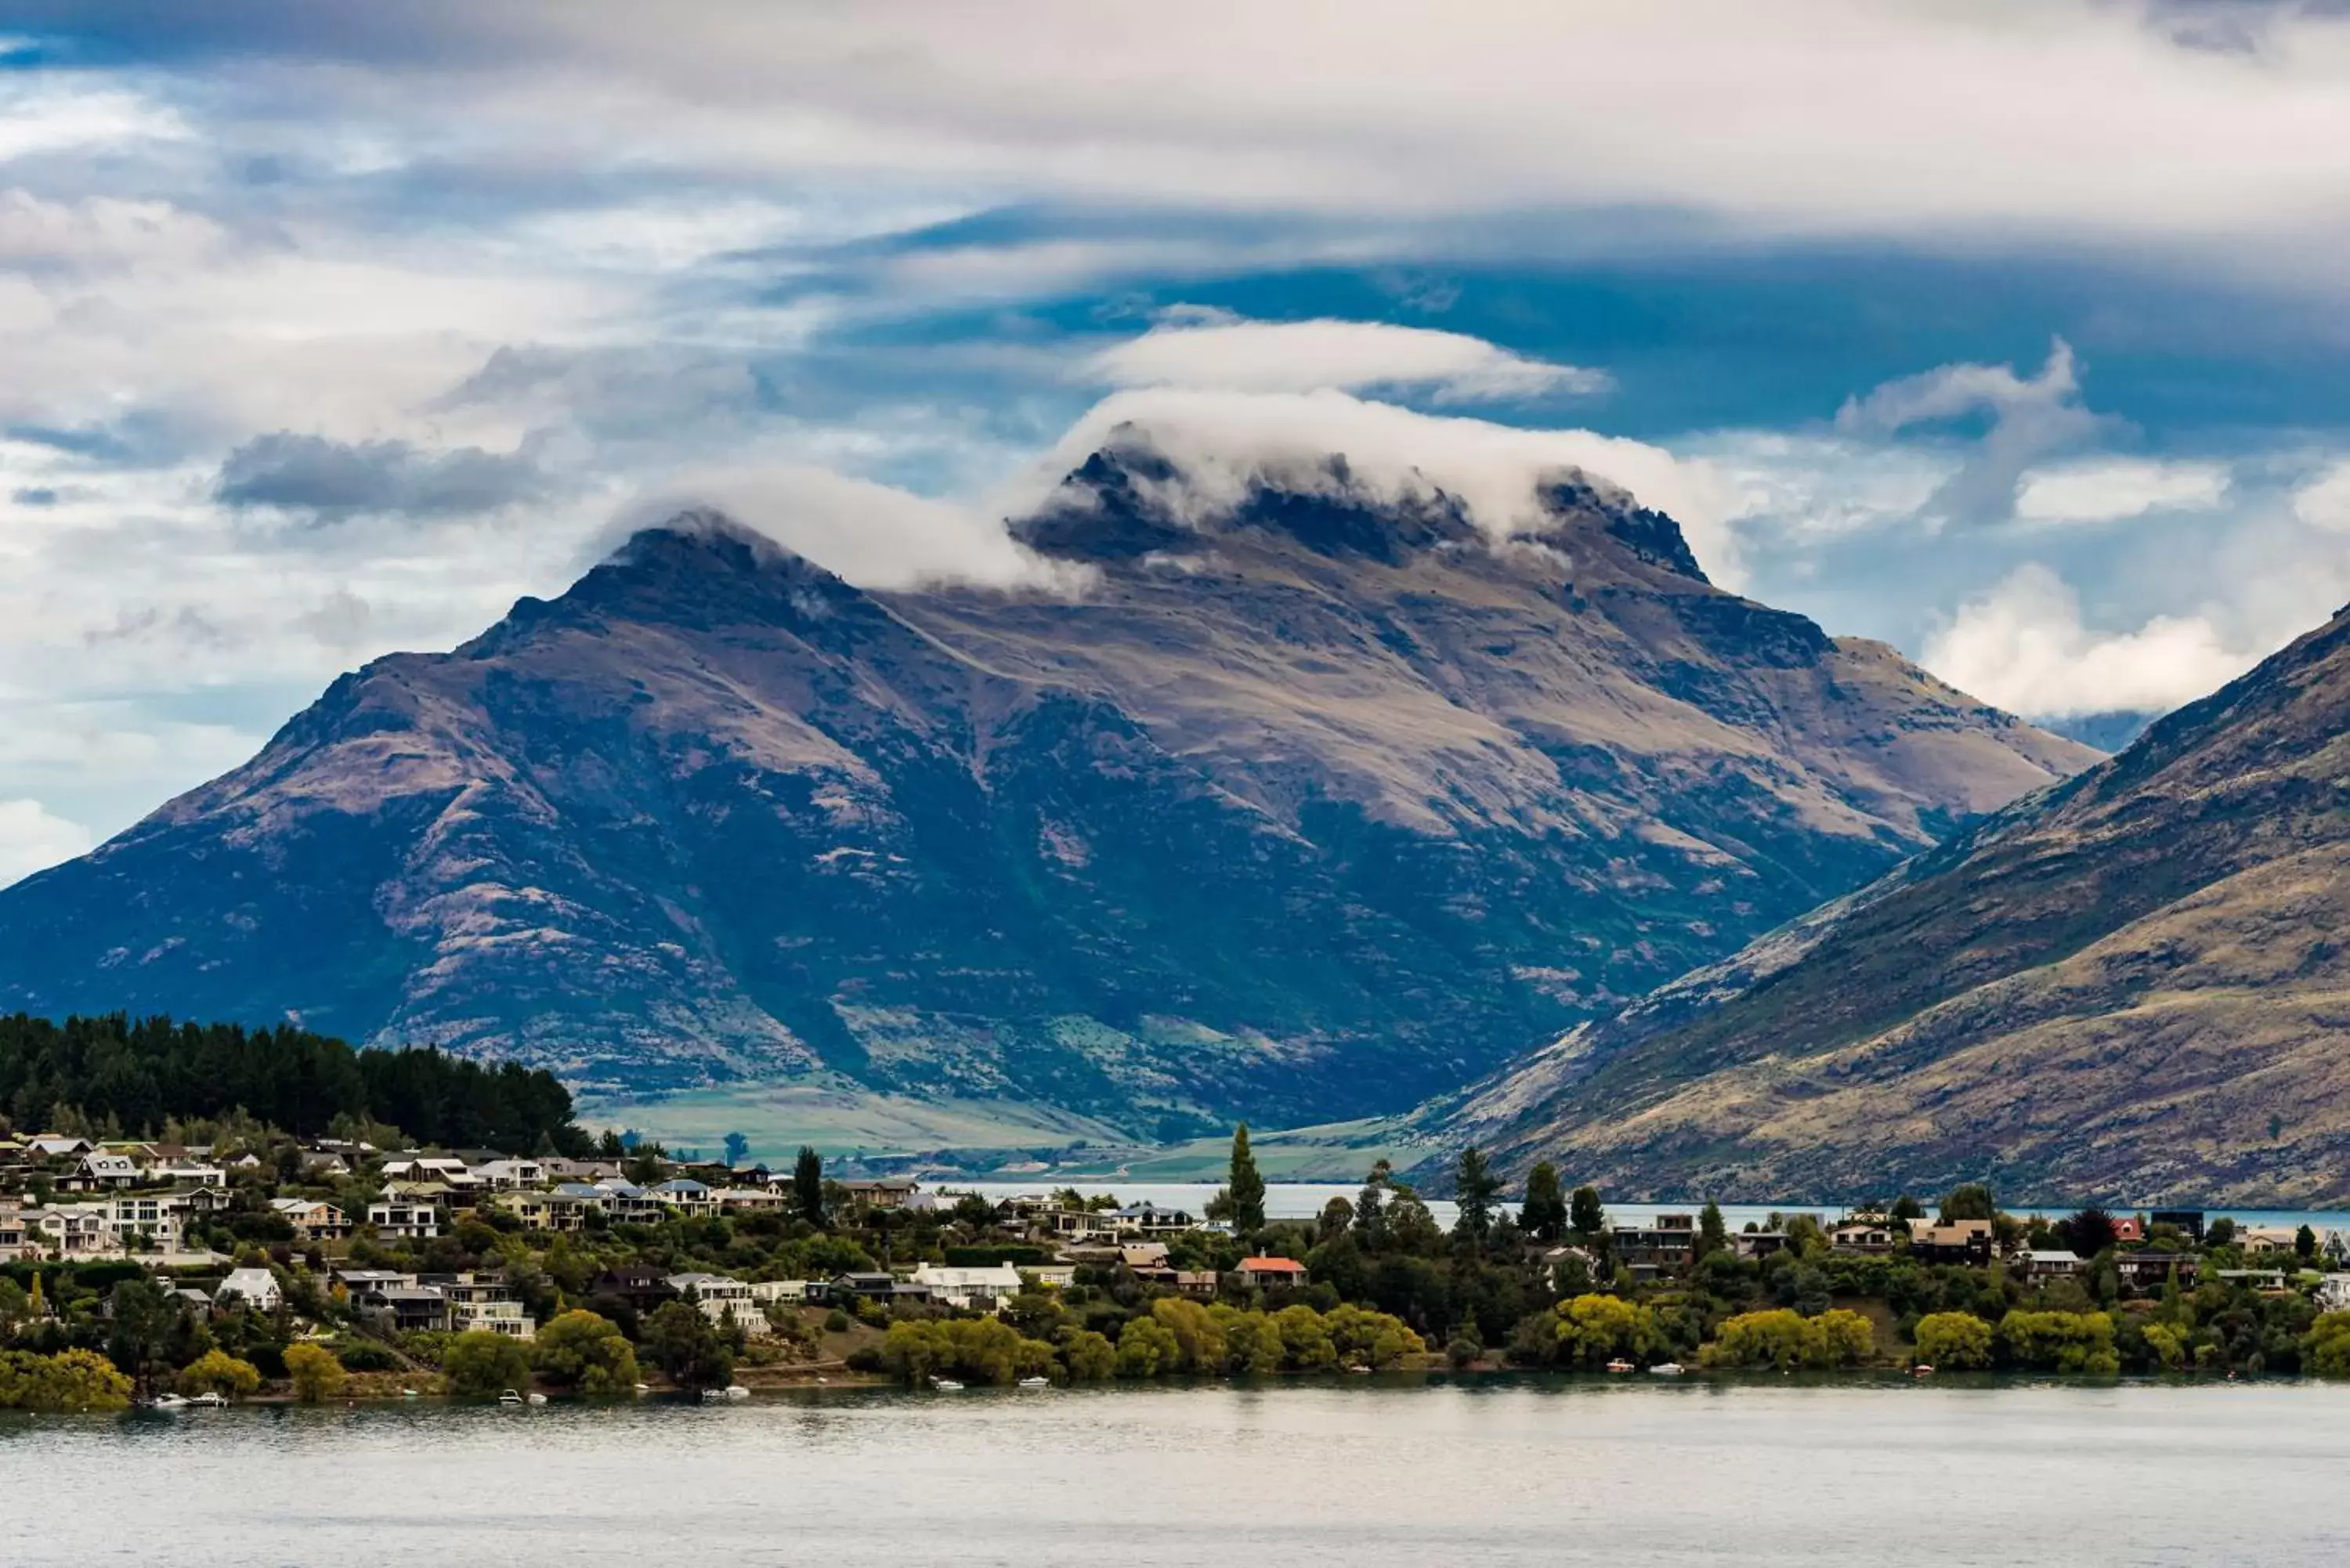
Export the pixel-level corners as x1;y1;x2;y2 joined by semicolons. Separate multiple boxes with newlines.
1024;385;1746;586
2013;457;2232;524
1090;314;1607;403
2293;461;2350;532
1922;562;2254;718
1838;339;2106;525
0;798;94;889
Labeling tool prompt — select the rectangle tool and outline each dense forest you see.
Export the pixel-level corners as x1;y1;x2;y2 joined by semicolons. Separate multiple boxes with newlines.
0;1013;588;1154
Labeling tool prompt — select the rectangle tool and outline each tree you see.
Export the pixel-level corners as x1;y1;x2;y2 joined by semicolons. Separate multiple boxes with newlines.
1890;1194;1925;1222
178;1349;262;1400
1569;1184;1605;1239
1520;1162;1567;1243
532;1310;640;1395
1227;1125;1267;1235
794;1147;826;1228
1701;1308;1873;1370
2306;1313;2350;1376
723;1131;750;1169
1698;1201;1728;1259
1914;1312;1994;1370
106;1277;183;1396
1553;1293;1660;1368
445;1330;535;1396
1061;1329;1117;1382
642;1299;734;1389
1452;1147;1499;1245
2297;1223;2319;1262
1997;1310;2120;1374
0;1348;133;1411
284;1342;347;1403
1353;1161;1391;1247
2064;1206;2118;1258
2205;1216;2237;1248
1940;1184;1995;1223
1115;1315;1180;1377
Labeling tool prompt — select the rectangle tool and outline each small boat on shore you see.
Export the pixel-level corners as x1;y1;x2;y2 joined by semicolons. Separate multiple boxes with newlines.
1605;1359;1635;1375
497;1389;529;1407
1647;1362;1687;1377
187;1392;228;1408
1911;1364;1935;1378
930;1378;965;1392
1017;1377;1051;1389
143;1393;190;1410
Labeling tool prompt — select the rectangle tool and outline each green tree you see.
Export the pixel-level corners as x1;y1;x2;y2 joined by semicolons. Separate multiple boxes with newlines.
284;1342;347;1403
1353;1160;1391;1247
1998;1310;2120;1375
1913;1312;1994;1370
1227;1125;1267;1235
0;1348;133;1411
642;1300;735;1389
1697;1201;1728;1259
1940;1183;1996;1223
1452;1147;1499;1245
794;1147;826;1228
2297;1223;2319;1262
723;1131;750;1169
1061;1329;1117;1382
1519;1162;1567;1243
105;1277;183;1396
2305;1312;2350;1376
178;1349;262;1400
445;1331;535;1396
532;1310;640;1395
1701;1308;1873;1371
1553;1293;1660;1368
1116;1315;1180;1377
2064;1207;2118;1258
1569;1184;1605;1238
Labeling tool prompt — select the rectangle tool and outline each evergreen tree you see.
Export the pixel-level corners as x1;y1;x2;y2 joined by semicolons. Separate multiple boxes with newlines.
1570;1184;1605;1238
1520;1162;1568;1242
723;1131;750;1169
1353;1160;1390;1247
1698;1200;1728;1258
1227;1125;1267;1234
794;1146;826;1227
1452;1147;1499;1245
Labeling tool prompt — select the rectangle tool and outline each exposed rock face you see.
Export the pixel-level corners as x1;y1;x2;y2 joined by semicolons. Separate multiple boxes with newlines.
1428;604;2350;1205
0;443;2092;1132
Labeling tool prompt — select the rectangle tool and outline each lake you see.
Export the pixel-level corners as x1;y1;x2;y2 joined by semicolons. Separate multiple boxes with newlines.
7;1380;2349;1565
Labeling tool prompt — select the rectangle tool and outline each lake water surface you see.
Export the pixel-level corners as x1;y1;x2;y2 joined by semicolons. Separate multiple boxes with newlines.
6;1380;2348;1566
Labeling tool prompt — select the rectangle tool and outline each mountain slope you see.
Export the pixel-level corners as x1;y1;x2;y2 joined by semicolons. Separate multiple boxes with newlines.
1430;603;2350;1204
0;441;2093;1134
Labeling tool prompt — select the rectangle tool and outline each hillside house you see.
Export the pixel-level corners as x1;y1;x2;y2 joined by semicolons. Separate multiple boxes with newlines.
1235;1256;1309;1291
215;1268;283;1311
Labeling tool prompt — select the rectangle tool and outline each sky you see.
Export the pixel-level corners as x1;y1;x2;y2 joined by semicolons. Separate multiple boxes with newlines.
4;1;2350;885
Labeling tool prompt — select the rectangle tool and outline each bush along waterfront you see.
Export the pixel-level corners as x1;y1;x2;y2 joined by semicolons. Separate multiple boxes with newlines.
9;1089;2350;1403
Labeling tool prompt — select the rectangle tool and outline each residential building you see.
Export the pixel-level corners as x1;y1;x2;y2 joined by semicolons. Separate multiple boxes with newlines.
0;1197;30;1257
432;1273;536;1339
496;1188;598;1232
747;1279;811;1306
1234;1256;1309;1291
367;1197;442;1240
714;1186;789;1214
2116;1252;2200;1293
1119;1243;1173;1271
472;1158;545;1190
588;1267;679;1317
1050;1209;1118;1244
271;1198;352;1241
648;1178;718;1219
27;1136;92;1159
909;1263;1025;1310
216;1268;283;1311
358;1284;451;1334
2110;1216;2146;1245
2019;1249;2084;1280
837;1176;919;1212
1611;1214;1699;1275
592;1180;667;1225
1732;1232;1789;1261
1020;1264;1078;1290
667;1272;769;1335
1908;1219;1995;1266
2237;1227;2303;1258
334;1268;418;1299
2316;1274;2350;1313
27;1205;113;1256
540;1158;624;1183
2150;1209;2206;1243
1104;1203;1195;1237
155;1162;227;1187
1831;1222;1897;1255
1173;1270;1219;1299
72;1151;139;1190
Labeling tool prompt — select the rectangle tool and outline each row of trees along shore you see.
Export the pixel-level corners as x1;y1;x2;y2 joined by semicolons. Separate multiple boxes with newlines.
6;1064;2350;1400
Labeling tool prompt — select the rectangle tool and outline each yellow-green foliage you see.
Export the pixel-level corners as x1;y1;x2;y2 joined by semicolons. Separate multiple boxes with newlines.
1100;1300;1423;1379
0;1348;133;1411
1701;1308;1874;1371
1553;1293;1661;1367
1913;1312;1994;1370
1061;1329;1116;1382
1998;1310;2120;1374
2142;1322;2189;1372
2305;1312;2350;1376
284;1342;349;1403
443;1330;535;1397
882;1317;1058;1386
532;1310;640;1395
177;1349;262;1400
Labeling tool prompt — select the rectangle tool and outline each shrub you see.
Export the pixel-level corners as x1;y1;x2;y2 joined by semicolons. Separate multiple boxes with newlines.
1701;1308;1874;1371
2304;1312;2350;1376
443;1331;535;1397
1998;1310;2120;1374
335;1341;400;1372
0;1348;135;1411
1060;1329;1117;1382
532;1310;640;1395
1553;1293;1661;1368
1913;1312;1994;1371
178;1349;262;1399
824;1308;852;1334
284;1342;347;1403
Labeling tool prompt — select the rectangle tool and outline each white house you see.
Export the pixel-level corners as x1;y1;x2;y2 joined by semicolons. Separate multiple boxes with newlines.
367;1197;441;1240
155;1162;227;1187
437;1273;535;1339
649;1179;718;1219
473;1158;546;1190
667;1272;769;1335
271;1198;352;1240
2317;1274;2350;1313
909;1262;1025;1310
74;1151;139;1189
747;1279;810;1305
593;1180;666;1225
216;1268;283;1311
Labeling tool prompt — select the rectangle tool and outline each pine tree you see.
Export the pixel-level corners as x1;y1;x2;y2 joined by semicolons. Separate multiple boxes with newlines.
1452;1147;1499;1245
1520;1162;1568;1242
1227;1125;1267;1235
794;1146;826;1227
1570;1183;1605;1238
1698;1200;1728;1258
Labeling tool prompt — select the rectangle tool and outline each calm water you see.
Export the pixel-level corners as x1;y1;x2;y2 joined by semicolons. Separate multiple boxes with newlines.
6;1381;2349;1565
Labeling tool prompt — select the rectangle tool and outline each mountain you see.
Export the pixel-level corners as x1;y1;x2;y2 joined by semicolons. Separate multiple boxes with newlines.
0;438;2094;1139
1426;603;2350;1205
